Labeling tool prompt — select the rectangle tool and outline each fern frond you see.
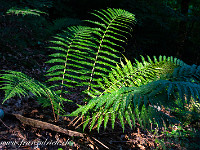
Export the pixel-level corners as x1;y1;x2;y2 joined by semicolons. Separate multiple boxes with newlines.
0;70;65;114
6;7;47;16
46;26;95;93
94;55;185;96
70;57;200;131
47;8;136;101
83;8;136;93
0;70;46;102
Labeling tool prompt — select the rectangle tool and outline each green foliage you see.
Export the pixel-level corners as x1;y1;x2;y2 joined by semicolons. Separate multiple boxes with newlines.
162;126;200;149
70;56;200;131
0;2;50;51
90;55;186;97
6;7;47;16
46;8;136;100
1;5;200;134
0;70;63;113
172;98;200;126
0;8;136;116
0;0;77;52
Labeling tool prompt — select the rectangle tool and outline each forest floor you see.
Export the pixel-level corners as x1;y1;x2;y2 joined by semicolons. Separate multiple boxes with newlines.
0;47;200;150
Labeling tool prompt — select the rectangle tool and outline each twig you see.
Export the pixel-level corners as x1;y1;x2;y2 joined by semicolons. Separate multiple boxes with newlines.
75;117;92;129
73;116;82;126
86;137;99;150
68;116;79;126
92;137;109;149
0;119;13;131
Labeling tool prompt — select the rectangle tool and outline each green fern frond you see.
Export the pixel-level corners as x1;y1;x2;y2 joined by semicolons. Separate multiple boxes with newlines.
85;8;136;92
70;56;200;131
0;70;47;102
0;70;63;113
92;55;185;97
172;64;200;82
47;8;136;101
6;7;47;16
46;26;95;92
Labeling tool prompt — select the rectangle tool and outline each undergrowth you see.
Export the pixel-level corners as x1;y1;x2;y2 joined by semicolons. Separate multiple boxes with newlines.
0;8;200;136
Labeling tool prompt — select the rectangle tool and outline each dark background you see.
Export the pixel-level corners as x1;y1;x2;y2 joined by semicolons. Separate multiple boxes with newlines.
0;0;200;68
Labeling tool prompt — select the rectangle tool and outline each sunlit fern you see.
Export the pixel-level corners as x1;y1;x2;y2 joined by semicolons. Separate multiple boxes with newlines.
6;7;47;16
0;70;64;120
69;56;200;132
89;55;187;97
0;8;136;118
46;8;136;103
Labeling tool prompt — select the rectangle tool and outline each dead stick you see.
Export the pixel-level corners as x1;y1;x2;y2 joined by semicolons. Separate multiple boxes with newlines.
13;114;84;138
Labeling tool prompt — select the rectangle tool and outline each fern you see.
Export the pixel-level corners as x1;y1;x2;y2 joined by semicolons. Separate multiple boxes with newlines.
0;8;136;119
0;70;64;114
91;55;187;97
46;26;95;91
46;8;136;99
70;57;200;131
84;8;136;92
1;7;199;133
6;7;47;16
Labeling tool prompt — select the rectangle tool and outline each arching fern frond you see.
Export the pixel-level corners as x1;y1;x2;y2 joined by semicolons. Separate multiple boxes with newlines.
0;70;64;114
46;26;95;92
89;55;187;97
70;57;200;132
46;8;136;100
85;8;136;93
0;8;136;121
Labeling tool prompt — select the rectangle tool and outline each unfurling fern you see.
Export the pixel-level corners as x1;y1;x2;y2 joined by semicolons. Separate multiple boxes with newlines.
70;56;200;131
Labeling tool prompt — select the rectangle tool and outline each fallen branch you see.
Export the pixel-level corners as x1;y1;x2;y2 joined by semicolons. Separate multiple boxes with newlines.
13;114;84;138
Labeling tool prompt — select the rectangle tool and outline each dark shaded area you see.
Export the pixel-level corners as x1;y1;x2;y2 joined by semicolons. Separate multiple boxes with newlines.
1;0;200;66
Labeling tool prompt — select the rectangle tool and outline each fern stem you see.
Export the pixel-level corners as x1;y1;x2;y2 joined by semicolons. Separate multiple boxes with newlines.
46;89;57;122
73;116;82;126
75;117;92;129
87;17;117;91
57;37;75;121
68;116;79;126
